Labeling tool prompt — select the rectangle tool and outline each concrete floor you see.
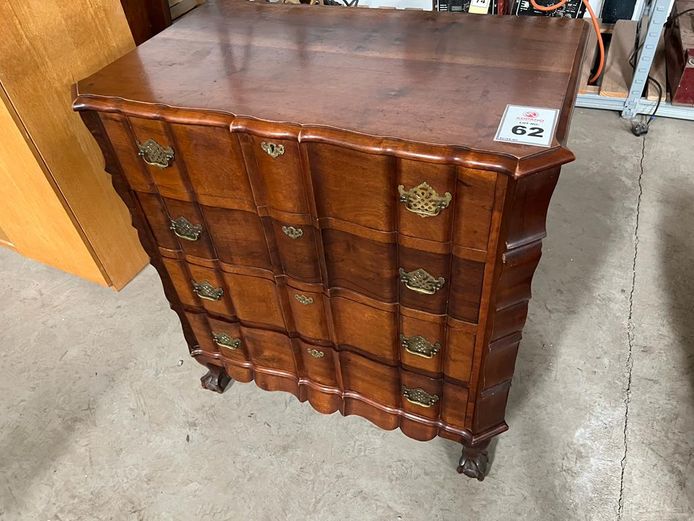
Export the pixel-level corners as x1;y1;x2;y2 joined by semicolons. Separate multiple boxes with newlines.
0;109;692;521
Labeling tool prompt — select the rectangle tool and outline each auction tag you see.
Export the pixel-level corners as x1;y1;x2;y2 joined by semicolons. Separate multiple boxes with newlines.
494;105;559;147
469;0;491;14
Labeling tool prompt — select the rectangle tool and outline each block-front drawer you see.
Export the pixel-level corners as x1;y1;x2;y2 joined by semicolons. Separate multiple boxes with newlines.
306;142;498;251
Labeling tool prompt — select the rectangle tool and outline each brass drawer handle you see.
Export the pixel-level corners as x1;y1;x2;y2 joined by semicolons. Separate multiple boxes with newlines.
192;280;224;301
213;332;241;350
400;334;441;359
170;216;203;241
307;348;325;359
137;138;174;168
398;182;452;218
399;268;445;295
294;294;314;305
282;225;303;240
261;141;285;158
402;386;439;408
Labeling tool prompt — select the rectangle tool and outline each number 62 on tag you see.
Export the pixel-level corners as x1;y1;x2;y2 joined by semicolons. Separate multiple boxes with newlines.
494;105;559;148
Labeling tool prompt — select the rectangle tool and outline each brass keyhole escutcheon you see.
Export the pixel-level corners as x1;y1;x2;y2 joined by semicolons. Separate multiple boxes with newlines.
261;141;285;158
307;348;325;359
282;225;303;240
294;294;314;305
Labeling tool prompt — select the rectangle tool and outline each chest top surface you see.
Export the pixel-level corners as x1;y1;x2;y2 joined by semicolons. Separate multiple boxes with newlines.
75;0;587;165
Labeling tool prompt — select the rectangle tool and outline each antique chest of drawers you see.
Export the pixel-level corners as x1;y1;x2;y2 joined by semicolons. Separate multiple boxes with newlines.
74;0;588;480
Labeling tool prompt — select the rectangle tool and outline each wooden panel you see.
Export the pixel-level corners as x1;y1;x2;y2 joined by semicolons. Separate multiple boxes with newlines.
0;93;105;284
120;0;172;45
100;113;154;193
309;142;395;232
221;271;285;330
398;246;450;315
323;229;397;301
207;316;248;363
127;117;190;200
186;263;231;316
400;369;443;428
453;169;497;252
297;340;338;387
242;327;296;373
397;159;456;243
341;351;399;408
331;296;398;362
245;135;308;215
444;319;476;384
170;123;254;211
162;198;215;260
0;225;13;249
441;383;469;430
272;220;321;283
202;207;272;269
448;257;485;323
399;311;446;376
285;284;331;343
0;1;147;289
600;20;637;98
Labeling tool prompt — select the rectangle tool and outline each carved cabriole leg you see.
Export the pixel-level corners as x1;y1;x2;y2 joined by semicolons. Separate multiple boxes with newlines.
200;364;231;393
457;441;490;481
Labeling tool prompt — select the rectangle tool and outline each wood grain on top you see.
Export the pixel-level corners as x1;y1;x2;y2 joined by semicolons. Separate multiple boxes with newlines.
75;0;588;160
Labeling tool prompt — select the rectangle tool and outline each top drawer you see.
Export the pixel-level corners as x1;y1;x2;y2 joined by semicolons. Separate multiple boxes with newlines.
99;114;257;212
306;143;498;249
100;114;498;252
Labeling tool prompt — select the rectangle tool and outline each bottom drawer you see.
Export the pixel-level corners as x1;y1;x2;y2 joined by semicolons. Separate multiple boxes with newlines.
185;313;470;437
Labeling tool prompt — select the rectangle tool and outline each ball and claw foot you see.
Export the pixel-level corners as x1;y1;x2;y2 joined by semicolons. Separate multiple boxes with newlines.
200;365;231;393
457;444;490;481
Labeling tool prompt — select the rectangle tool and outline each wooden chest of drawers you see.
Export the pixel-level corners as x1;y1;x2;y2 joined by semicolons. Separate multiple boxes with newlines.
74;0;588;480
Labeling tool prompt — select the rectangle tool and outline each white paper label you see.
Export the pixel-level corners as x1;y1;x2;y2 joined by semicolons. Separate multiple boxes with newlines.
494;105;559;147
469;0;491;13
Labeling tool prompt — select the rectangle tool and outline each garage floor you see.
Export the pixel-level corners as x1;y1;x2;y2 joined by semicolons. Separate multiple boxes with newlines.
0;109;692;521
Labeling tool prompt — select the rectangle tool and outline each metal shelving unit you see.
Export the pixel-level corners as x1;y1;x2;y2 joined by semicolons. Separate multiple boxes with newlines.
575;0;694;120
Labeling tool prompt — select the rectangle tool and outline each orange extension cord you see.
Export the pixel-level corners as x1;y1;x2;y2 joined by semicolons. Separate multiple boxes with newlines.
529;0;605;83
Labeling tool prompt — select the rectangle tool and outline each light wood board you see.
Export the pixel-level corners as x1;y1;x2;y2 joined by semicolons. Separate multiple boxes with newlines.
0;91;105;283
0;0;148;289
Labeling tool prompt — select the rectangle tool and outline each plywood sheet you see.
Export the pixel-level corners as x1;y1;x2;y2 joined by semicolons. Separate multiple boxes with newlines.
0;0;147;289
0;93;106;284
